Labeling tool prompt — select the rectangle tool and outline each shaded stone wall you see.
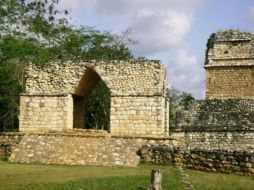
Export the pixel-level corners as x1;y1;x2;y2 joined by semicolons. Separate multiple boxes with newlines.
0;133;24;159
205;30;254;99
172;99;254;132
171;99;254;150
140;145;254;175
9;133;176;166
73;95;85;129
20;60;168;136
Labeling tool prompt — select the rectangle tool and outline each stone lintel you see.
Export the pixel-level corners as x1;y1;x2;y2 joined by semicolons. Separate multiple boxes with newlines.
204;62;254;68
215;39;251;43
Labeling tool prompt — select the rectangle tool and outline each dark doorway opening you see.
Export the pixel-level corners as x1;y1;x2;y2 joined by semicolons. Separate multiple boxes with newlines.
72;68;110;130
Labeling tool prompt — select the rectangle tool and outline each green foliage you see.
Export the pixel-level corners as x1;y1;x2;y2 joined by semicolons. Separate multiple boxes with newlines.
205;33;216;64
167;87;195;128
0;156;9;162
0;63;23;131
206;33;216;50
0;36;57;64
85;81;110;130
179;92;195;107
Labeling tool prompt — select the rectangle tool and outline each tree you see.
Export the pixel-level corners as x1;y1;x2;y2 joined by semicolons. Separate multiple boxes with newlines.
85;81;110;130
0;0;134;131
166;87;195;128
0;63;23;131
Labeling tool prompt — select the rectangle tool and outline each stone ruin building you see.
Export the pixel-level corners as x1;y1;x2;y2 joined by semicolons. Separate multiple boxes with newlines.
1;30;254;174
19;60;169;136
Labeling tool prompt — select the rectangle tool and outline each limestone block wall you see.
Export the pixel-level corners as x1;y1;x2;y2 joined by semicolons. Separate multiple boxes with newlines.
205;30;254;99
206;67;254;99
19;94;73;132
110;96;168;137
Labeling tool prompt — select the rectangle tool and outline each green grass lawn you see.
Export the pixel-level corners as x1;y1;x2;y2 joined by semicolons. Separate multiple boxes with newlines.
0;161;182;190
1;161;254;190
186;169;254;190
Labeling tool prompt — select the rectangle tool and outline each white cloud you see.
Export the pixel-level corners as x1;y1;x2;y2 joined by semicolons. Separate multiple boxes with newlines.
168;49;205;99
127;10;193;56
91;0;203;56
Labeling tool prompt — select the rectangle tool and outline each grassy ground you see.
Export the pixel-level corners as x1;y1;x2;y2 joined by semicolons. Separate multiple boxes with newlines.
1;161;254;190
186;169;254;190
0;161;183;190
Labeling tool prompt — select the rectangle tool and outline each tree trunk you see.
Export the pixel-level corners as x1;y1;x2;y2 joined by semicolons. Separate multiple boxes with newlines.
148;170;163;190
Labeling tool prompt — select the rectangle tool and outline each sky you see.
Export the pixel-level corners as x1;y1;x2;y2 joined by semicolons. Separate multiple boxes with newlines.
58;0;254;99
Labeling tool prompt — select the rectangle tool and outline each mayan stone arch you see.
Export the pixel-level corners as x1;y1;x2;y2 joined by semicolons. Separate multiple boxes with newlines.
19;60;169;137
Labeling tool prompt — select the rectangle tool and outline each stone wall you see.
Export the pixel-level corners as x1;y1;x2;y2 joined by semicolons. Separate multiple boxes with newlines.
20;94;169;136
110;96;168;136
2;131;253;175
206;67;254;99
0;133;24;159
166;99;254;175
20;60;169;136
171;99;254;150
172;99;254;132
19;94;73;132
205;30;254;99
171;132;254;151
9;133;176;166
140;145;254;175
25;60;166;96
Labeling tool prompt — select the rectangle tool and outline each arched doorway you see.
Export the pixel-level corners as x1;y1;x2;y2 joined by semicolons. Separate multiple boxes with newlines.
72;67;110;130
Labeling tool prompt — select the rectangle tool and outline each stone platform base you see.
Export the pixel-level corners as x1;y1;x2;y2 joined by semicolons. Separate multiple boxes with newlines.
8;133;175;166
